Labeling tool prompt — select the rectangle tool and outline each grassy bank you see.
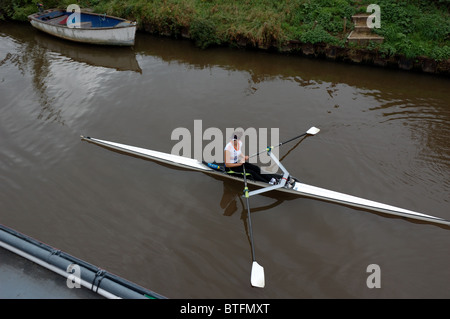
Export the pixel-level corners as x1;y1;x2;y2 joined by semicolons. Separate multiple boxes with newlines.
3;0;449;61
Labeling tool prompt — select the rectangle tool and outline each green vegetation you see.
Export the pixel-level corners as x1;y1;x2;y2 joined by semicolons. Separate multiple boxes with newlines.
2;0;449;61
365;0;450;60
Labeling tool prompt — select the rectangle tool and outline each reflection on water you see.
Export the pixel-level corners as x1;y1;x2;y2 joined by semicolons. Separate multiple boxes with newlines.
219;179;242;217
0;35;64;124
134;30;449;97
218;179;288;217
0;22;142;125
1;22;142;73
33;35;142;74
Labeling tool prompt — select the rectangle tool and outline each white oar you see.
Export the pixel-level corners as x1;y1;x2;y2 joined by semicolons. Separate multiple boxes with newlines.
242;164;265;288
249;126;320;159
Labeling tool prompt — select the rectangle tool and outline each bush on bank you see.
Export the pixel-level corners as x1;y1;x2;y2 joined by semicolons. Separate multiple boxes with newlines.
2;0;449;62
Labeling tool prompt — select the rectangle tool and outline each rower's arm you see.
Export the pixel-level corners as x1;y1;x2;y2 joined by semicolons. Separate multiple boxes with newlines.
224;150;244;168
238;152;249;162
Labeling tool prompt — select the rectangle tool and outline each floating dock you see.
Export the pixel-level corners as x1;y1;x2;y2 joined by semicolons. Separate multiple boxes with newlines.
0;224;166;299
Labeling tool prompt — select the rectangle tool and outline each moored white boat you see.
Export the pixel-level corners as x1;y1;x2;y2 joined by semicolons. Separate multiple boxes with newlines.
28;7;137;46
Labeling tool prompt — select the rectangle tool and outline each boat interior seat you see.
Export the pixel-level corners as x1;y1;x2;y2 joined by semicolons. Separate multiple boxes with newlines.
40;11;65;21
115;21;133;27
53;16;92;28
57;16;68;24
79;21;92;28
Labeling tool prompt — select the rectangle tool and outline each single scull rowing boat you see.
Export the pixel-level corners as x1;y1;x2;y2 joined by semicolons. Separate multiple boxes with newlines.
80;133;450;227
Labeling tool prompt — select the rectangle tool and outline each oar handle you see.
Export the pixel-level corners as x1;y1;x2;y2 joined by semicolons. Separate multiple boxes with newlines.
249;127;319;159
279;132;308;146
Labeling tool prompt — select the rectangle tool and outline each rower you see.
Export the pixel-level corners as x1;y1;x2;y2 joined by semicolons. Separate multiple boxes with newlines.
224;132;282;184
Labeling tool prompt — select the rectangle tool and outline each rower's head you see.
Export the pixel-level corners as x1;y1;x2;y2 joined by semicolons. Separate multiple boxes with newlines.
232;134;239;146
231;131;244;148
231;130;243;139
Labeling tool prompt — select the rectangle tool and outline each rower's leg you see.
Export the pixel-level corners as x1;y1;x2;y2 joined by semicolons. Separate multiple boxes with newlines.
243;163;272;183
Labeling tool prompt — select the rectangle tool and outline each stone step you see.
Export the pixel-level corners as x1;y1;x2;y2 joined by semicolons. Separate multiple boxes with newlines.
354;25;371;31
347;13;383;44
351;14;372;27
353;26;376;36
347;31;384;45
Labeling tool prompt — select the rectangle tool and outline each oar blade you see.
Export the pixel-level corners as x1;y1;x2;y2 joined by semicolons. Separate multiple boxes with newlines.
306;126;320;135
251;261;265;288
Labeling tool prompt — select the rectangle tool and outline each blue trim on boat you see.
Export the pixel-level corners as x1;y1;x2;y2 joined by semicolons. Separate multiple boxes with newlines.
37;10;124;28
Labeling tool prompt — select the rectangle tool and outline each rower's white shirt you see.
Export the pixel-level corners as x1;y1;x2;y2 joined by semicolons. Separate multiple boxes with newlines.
224;140;242;163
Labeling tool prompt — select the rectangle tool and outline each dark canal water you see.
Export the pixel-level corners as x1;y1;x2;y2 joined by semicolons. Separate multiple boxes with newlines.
1;22;449;298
